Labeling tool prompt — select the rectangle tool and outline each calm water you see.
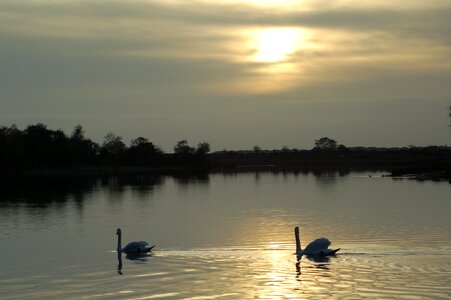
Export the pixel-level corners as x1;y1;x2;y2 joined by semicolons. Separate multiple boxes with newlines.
0;171;450;299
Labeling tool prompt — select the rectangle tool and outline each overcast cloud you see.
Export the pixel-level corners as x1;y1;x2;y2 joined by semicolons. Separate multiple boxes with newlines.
1;0;450;150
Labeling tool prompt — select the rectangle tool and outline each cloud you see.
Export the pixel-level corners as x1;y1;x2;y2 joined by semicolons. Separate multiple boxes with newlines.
0;0;450;147
1;0;450;96
2;1;451;33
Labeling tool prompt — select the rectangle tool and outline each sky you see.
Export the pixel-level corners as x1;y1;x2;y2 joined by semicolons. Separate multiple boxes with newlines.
1;0;450;151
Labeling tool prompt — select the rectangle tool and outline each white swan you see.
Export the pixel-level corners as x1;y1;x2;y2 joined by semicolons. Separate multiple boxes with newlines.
295;226;339;257
116;228;155;255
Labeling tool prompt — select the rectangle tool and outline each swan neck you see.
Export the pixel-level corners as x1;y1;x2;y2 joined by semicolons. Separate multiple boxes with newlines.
295;227;302;254
117;230;122;252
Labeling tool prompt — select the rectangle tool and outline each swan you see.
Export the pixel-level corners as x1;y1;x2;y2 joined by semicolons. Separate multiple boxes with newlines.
116;228;155;255
295;226;339;258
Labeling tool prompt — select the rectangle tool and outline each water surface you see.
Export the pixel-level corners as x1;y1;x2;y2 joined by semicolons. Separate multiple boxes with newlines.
0;171;450;299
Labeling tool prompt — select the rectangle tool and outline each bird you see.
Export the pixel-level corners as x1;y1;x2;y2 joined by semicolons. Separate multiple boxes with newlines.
116;228;155;255
295;226;339;258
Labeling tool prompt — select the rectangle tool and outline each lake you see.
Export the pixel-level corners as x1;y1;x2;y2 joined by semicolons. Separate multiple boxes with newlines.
0;171;450;299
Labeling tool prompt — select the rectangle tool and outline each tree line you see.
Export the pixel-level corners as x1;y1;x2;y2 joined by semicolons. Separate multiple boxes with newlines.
1;123;450;172
0;124;210;168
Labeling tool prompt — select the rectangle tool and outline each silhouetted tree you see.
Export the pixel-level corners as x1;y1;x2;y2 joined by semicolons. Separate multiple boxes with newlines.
281;146;290;152
68;125;99;163
172;140;210;165
314;137;338;150
0;124;23;166
101;133;126;158
196;142;210;155
127;137;163;164
71;125;85;141
337;144;348;152
253;145;261;153
21;123;69;164
131;137;151;148
174;140;195;155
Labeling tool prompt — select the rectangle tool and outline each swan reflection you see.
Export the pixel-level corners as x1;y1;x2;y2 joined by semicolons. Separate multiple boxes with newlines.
303;254;331;263
295;261;301;277
295;253;331;276
116;252;153;275
117;252;123;275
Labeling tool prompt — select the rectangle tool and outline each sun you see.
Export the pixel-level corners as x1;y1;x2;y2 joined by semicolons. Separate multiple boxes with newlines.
222;27;310;93
253;28;304;63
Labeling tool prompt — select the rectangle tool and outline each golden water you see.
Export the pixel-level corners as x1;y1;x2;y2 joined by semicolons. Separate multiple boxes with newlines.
0;172;449;299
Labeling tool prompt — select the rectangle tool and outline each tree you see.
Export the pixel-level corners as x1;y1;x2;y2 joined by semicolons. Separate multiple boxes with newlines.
337;144;348;151
196;142;210;155
102;133;126;155
22;123;70;163
0;124;23;166
68;125;99;162
131;137;151;148
71;125;85;140
281;146;290;152
253;145;261;153
314;137;338;150
25;123;51;141
128;137;163;161
174;139;195;155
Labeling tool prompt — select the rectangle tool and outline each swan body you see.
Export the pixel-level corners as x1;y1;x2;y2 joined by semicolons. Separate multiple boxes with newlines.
116;228;155;255
295;226;339;257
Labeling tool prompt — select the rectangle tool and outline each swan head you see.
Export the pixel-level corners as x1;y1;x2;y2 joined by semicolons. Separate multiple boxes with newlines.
116;228;121;235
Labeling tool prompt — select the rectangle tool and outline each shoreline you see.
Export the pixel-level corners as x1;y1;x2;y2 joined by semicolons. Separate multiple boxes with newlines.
1;161;450;182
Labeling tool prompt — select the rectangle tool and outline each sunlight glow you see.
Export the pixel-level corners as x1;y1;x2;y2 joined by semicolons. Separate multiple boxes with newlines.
203;0;299;7
253;28;304;63
206;27;318;94
246;0;298;6
255;245;298;299
230;27;310;93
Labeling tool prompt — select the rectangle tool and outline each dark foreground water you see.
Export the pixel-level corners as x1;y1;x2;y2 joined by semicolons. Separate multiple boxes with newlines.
0;171;450;299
